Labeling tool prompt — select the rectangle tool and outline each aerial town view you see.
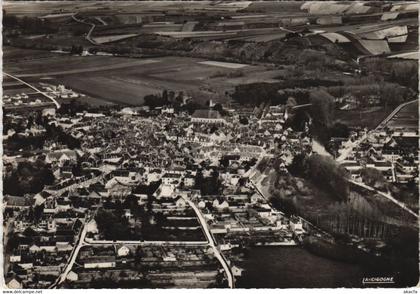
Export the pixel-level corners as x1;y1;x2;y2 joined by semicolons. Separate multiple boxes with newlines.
2;0;419;290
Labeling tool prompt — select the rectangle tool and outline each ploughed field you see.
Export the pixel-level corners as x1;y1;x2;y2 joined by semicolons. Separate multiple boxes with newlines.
4;47;282;105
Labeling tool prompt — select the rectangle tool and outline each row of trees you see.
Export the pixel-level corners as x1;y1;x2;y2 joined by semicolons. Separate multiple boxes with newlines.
4;14;58;35
4;110;81;152
326;81;412;108
70;45;84;55
195;169;222;195
231;78;342;106
363;58;418;92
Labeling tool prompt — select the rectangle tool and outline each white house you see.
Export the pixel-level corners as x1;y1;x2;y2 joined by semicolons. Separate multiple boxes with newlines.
10;255;21;263
117;246;130;257
66;271;78;282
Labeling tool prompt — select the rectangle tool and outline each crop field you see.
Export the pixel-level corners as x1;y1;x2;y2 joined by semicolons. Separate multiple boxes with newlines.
4;48;281;105
3;47;61;63
4;54;160;77
3;1;251;16
335;107;391;129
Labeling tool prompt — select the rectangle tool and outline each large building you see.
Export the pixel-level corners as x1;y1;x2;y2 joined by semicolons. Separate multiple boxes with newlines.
191;109;226;125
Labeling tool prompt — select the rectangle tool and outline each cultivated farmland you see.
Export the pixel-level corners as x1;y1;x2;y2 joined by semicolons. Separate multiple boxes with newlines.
4;47;281;105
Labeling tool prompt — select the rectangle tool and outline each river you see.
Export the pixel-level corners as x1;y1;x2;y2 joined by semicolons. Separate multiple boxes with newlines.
236;247;365;288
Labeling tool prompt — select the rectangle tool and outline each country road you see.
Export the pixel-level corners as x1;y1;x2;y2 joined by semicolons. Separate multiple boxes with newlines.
375;99;418;130
3;72;60;108
71;14;97;45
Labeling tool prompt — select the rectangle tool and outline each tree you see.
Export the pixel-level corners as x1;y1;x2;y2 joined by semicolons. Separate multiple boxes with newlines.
26;116;34;129
94;209;130;240
162;89;168;102
213;103;223;112
310;89;335;128
360;167;388;191
287;153;306;176
286;96;297;108
306;154;349;201
239;116;248;125
329;122;350;139
3;161;55;196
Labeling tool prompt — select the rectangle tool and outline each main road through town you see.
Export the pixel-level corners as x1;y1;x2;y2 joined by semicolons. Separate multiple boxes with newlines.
182;196;235;289
50;221;88;288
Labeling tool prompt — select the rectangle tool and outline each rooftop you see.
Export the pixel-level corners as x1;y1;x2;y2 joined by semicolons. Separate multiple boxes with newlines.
192;109;222;120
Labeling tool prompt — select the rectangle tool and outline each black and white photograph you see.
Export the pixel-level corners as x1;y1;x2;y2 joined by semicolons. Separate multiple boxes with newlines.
1;0;419;290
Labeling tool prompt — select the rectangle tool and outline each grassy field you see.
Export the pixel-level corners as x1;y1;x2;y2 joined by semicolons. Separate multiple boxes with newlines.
335;107;392;129
4;47;281;105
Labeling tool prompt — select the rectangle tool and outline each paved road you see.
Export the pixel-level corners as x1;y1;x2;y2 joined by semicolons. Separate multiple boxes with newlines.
375;99;418;130
183;196;235;289
3;72;60;108
85;239;208;246
336;133;367;162
50;222;88;288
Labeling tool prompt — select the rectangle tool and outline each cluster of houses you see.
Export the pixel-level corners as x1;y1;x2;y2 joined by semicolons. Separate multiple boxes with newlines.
3;92;47;108
194;185;305;246
70;244;223;288
2;79;81;109
3;99;314;289
339;129;419;184
40;83;82;99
